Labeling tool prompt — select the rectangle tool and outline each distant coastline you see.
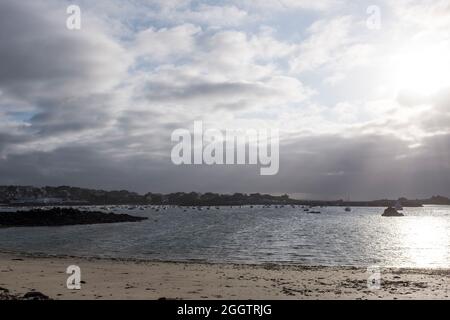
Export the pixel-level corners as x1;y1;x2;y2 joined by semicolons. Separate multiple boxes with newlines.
1;185;450;207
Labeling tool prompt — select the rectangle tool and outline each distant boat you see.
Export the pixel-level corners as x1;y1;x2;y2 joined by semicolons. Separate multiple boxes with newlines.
344;195;351;212
395;200;404;211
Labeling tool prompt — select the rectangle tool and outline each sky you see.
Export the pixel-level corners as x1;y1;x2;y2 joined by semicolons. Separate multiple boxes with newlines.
1;0;450;200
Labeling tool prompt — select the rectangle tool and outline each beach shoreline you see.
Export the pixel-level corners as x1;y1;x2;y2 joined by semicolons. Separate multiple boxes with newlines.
0;251;449;300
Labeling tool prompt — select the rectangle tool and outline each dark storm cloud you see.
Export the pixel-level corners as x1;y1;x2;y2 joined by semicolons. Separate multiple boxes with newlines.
0;0;130;156
1;130;450;200
28;95;118;136
144;81;276;103
0;132;30;154
0;1;127;101
276;134;450;199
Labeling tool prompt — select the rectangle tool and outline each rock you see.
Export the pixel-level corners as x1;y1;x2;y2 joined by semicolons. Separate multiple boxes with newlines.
0;288;51;300
0;292;17;300
0;207;148;228
382;207;404;217
22;291;51;300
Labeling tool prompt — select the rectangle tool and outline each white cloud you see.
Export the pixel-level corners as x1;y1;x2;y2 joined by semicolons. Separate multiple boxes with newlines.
133;24;201;61
290;16;354;73
236;0;340;12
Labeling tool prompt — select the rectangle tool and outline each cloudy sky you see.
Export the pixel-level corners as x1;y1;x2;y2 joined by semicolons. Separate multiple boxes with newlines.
1;0;450;200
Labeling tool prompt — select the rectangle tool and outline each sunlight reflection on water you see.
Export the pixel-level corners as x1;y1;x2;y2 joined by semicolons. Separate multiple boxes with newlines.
0;205;449;268
398;217;449;268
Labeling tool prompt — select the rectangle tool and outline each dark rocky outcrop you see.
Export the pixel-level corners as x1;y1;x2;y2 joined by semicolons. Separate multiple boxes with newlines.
0;288;51;300
0;207;147;228
0;287;14;300
382;207;404;217
22;291;51;300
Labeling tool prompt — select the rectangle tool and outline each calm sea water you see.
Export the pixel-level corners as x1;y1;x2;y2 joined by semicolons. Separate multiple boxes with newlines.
0;205;449;268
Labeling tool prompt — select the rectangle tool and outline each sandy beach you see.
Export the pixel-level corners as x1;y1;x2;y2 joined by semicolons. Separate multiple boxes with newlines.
0;251;449;300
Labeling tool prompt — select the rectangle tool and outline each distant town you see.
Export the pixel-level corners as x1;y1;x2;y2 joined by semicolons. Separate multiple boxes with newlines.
1;186;450;207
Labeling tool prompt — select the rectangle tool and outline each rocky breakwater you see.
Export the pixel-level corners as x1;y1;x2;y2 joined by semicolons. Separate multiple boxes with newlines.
382;207;404;217
0;207;148;228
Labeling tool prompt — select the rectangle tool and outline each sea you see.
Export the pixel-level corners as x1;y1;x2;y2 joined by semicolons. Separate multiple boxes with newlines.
0;205;449;268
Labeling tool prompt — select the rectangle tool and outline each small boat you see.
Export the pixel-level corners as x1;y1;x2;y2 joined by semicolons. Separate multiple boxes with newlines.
344;195;351;212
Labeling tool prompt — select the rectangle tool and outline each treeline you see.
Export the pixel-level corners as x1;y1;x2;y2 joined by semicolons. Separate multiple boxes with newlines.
0;186;147;205
1;185;450;207
0;186;291;206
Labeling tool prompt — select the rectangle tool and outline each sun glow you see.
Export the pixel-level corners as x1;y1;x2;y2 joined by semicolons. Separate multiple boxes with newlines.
391;43;450;95
399;217;449;268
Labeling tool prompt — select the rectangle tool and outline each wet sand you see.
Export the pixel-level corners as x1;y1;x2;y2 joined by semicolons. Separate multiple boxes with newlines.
0;252;449;300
